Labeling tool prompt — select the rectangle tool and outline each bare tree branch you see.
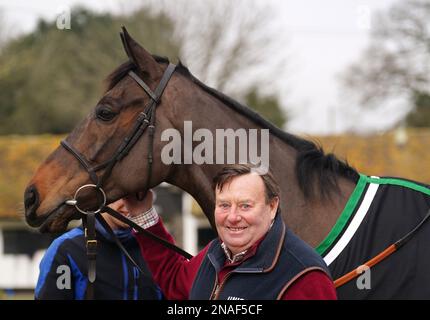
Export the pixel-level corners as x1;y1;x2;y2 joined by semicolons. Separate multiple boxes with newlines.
141;0;290;99
341;0;430;113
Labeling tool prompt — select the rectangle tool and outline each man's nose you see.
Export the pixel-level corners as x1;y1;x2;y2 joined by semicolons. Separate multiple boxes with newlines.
227;207;242;223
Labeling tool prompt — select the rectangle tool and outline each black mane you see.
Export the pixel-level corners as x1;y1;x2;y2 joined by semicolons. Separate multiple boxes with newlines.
106;58;359;198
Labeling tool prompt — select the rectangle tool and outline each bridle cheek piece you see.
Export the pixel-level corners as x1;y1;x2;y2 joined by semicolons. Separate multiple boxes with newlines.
61;63;176;214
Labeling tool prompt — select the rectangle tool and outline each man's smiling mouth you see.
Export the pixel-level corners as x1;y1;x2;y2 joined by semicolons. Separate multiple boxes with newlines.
227;226;247;232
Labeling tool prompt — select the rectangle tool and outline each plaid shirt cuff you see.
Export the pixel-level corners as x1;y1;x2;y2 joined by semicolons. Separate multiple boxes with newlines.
128;207;159;229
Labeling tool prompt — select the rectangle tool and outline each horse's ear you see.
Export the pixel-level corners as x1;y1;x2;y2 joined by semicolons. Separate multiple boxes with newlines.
120;26;161;77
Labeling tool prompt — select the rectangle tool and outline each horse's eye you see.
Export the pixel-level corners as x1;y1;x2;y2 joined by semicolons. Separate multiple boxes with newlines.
96;106;117;121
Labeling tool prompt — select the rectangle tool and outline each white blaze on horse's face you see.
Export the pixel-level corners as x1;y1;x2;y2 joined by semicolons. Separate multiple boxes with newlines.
214;173;278;255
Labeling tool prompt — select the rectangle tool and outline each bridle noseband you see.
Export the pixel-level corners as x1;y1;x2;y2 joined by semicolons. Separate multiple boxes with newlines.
58;63;191;299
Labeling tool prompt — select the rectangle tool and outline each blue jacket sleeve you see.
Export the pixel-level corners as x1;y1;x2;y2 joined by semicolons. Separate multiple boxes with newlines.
35;239;75;300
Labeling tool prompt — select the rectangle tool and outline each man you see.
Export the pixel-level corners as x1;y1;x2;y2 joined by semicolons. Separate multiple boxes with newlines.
35;199;162;300
125;164;337;299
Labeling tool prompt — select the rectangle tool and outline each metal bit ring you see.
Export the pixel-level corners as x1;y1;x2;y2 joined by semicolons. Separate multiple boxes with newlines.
65;184;106;215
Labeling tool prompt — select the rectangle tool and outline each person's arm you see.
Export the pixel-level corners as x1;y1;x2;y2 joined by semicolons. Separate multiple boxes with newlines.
133;218;207;299
281;270;338;300
124;192;207;300
35;241;75;300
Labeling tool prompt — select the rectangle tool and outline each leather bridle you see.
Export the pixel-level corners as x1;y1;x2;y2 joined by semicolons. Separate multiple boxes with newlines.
61;62;176;195
59;62;192;299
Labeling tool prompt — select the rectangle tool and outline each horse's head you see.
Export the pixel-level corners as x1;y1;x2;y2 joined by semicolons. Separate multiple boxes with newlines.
24;28;181;232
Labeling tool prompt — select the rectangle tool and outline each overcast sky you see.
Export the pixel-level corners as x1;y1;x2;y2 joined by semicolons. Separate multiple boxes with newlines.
0;0;401;135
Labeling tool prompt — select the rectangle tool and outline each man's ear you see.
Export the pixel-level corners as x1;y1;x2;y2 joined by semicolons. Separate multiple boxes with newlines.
270;197;280;219
120;26;162;79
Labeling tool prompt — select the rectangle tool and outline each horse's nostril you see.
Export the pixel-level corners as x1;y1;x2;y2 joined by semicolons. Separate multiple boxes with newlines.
24;185;40;216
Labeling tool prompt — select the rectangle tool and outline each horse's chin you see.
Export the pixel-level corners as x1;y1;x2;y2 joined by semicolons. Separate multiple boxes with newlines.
38;206;81;233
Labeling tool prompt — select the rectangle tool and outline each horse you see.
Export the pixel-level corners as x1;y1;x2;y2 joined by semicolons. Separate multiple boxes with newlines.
24;28;430;299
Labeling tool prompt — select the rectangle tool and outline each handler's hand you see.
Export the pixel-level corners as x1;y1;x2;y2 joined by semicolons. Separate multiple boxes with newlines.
123;190;154;217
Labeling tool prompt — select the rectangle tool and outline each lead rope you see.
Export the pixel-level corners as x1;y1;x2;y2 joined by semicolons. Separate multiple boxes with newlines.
334;208;430;288
80;206;193;300
102;206;193;259
78;203;193;299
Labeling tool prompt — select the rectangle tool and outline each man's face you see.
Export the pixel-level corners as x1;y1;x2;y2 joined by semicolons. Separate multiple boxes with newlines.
214;173;279;255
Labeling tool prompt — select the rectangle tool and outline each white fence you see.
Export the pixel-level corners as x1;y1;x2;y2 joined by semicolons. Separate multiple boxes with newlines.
0;229;44;289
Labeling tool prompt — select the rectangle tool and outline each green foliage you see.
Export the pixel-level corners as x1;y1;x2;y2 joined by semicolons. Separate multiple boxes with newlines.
244;88;286;128
0;7;180;134
406;92;430;127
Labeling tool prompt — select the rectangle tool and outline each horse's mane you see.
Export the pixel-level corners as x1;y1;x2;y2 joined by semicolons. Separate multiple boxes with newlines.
106;57;359;199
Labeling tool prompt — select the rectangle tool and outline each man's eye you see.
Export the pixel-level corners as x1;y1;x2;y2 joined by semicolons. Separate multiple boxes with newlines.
96;106;117;121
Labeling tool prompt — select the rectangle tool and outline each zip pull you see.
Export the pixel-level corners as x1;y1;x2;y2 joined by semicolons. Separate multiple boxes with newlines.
212;284;220;300
212;273;233;299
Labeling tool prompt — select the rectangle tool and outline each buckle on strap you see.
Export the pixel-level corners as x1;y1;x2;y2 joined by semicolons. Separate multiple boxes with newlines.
86;239;98;256
136;112;148;123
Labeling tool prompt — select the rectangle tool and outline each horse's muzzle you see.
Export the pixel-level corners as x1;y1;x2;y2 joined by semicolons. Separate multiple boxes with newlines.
24;184;41;226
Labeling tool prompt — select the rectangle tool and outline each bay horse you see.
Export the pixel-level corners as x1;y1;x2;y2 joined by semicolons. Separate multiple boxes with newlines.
24;28;430;299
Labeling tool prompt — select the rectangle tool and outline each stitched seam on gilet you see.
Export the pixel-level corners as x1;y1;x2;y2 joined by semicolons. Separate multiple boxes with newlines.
208;240;221;300
191;240;219;299
207;240;225;272
276;266;328;300
262;221;286;273
208;273;219;300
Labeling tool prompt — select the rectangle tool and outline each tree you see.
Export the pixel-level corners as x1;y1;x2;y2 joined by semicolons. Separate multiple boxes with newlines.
244;88;287;128
0;2;288;133
143;0;289;128
0;7;180;134
340;0;430;127
0;10;7;51
406;93;430;127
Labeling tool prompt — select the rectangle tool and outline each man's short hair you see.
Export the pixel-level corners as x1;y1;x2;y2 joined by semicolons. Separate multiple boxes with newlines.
212;164;280;204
